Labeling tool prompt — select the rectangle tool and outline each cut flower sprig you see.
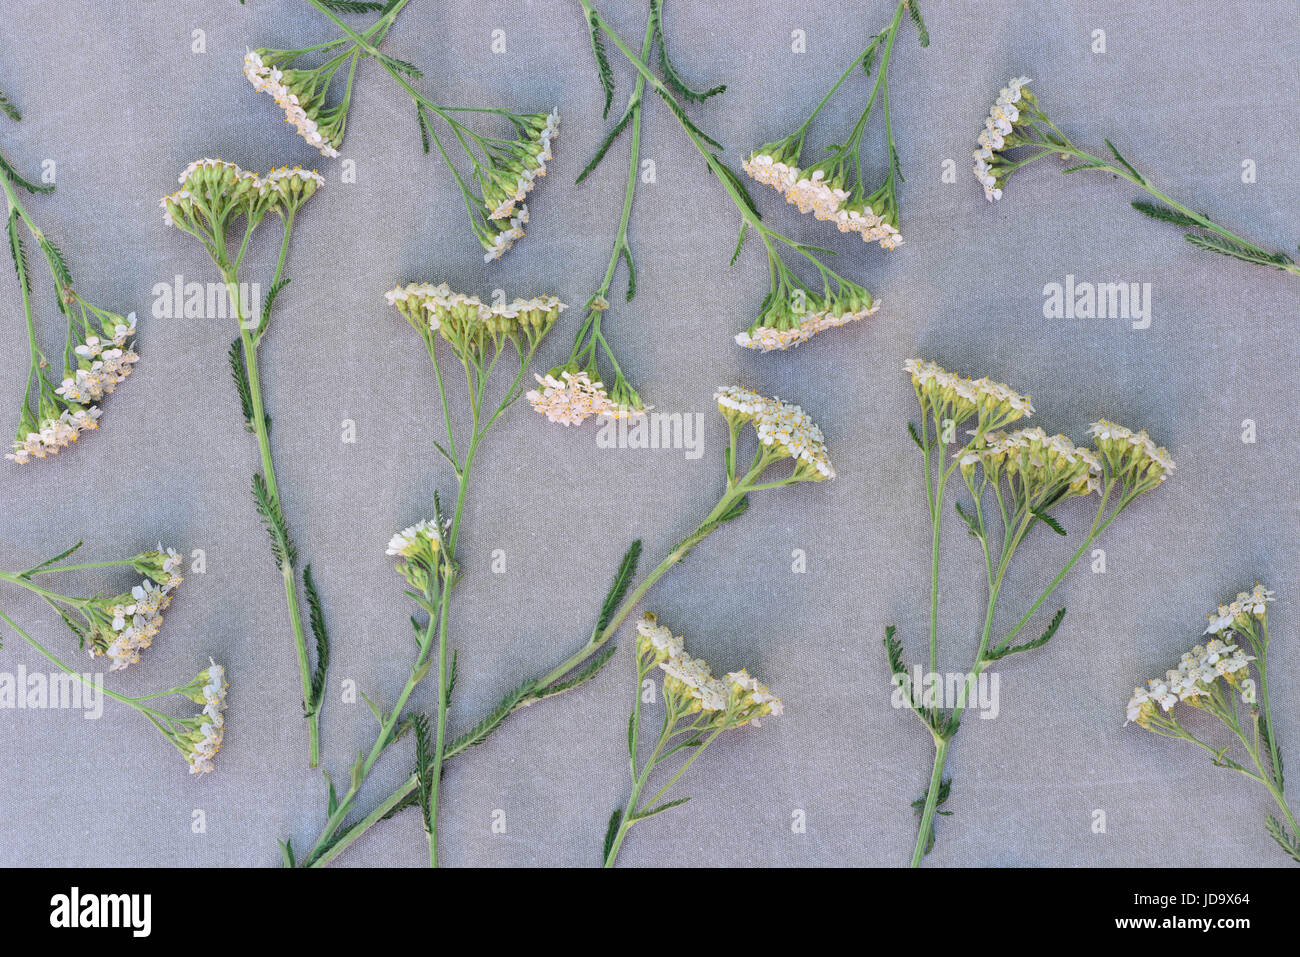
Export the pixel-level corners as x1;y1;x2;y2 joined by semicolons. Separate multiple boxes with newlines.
161;158;330;768
244;0;560;263
0;542;184;671
1126;585;1298;864
292;384;834;867
0;608;226;775
2;129;139;464
288;281;565;868
602;613;783;867
892;359;1174;867
973;76;1300;276
579;0;880;353
744;0;928;251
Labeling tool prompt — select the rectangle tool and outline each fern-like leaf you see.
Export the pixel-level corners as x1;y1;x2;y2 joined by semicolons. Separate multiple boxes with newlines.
906;1;930;47
1130;200;1199;227
1104;138;1145;185
316;0;389;12
602;807;623;862
303;564;331;715
251;473;297;570
652;0;726;103
227;338;257;432
986;607;1066;662
1184;232;1293;269
657;89;723;150
0;151;53;194
575;103;635;185
586;9;616;119
0;88;20;122
1265;815;1300;864
595;540;641;638
411;712;435;833
443;678;540;756
535;643;617;700
911;777;952;856
1031;508;1066;536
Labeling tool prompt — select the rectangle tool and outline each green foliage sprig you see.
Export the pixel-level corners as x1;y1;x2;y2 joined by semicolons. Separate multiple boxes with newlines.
579;0;881;355
2;98;140;466
892;359;1173;866
1125;586;1298;864
160;158;329;767
974;77;1300;276
242;0;561;264
294;384;836;867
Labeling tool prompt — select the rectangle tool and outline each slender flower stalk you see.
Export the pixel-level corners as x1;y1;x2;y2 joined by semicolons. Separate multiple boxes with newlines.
743;0;927;250
578;0;879;352
295;385;835;867
0;609;226;775
973;75;1300;276
602;613;783;867
161;159;329;767
244;0;560;262
892;359;1173;866
2;136;139;465
1126;585;1299;864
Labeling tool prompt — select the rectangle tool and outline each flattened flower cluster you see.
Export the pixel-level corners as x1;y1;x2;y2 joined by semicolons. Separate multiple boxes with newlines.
964;427;1102;498
161;158;324;231
905;358;1034;432
1087;419;1175;489
735;288;879;351
89;551;185;671
1205;584;1274;636
715;386;835;480
744;141;904;249
181;660;229;774
480;111;560;222
526;368;619;426
1125;638;1255;728
482;204;529;263
384;282;566;357
641;613;782;728
244;48;344;157
972;76;1032;202
7;406;102;464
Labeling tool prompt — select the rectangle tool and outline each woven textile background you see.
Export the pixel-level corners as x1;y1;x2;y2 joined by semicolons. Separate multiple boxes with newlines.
0;0;1297;866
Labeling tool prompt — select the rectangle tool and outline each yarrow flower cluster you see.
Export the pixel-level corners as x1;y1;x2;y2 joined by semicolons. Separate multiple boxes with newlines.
1126;638;1255;726
715;386;835;481
3;139;140;465
1087;419;1176;490
895;356;1173;866
1205;584;1275;636
527;363;647;426
385;282;566;364
745;141;906;250
1121;584;1297;863
386;519;445;592
740;0;926;251
244;48;345;157
905;358;1034;434
88;548;186;671
967;72;1300;276
963;427;1102;499
161;158;324;233
480;111;560;221
734;286;879;351
972;76;1032;201
180;660;229;774
608;611;784;865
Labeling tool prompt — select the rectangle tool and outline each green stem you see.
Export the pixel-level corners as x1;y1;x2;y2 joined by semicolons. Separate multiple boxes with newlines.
229;268;319;769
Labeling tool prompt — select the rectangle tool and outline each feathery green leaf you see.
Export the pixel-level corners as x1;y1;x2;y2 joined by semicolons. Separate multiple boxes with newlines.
595;539;641;638
251;473;297;570
586;8;616;119
303;564;331;714
987;607;1065;662
1130;199;1199;227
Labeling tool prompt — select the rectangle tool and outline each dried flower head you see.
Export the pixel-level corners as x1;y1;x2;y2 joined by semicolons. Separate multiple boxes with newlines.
972;76;1032;201
1087;419;1175;490
905;358;1033;434
714;386;834;481
735;287;879;351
